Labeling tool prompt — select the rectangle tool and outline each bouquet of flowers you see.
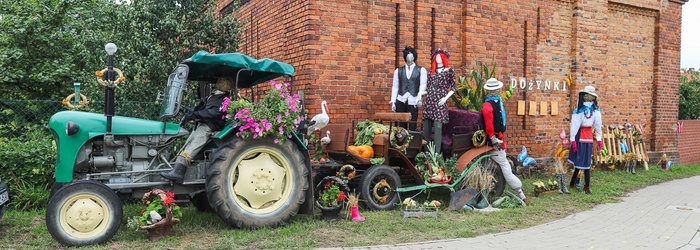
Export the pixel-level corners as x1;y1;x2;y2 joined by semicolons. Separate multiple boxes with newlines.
221;81;303;144
318;182;346;208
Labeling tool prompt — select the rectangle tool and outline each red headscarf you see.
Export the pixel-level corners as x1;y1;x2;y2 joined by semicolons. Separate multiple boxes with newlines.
430;52;449;76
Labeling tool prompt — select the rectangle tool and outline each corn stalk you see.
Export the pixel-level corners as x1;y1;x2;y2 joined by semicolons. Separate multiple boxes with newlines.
451;61;497;112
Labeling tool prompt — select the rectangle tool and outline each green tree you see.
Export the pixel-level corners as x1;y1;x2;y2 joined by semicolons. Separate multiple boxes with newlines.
679;72;700;120
0;0;243;101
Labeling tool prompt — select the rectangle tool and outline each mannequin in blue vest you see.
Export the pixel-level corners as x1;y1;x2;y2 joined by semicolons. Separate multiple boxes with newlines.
390;46;427;131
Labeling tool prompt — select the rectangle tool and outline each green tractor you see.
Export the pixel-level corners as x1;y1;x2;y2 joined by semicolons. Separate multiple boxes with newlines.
45;44;313;246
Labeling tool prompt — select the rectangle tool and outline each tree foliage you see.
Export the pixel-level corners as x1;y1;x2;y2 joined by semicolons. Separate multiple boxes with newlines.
679;70;700;120
0;0;242;101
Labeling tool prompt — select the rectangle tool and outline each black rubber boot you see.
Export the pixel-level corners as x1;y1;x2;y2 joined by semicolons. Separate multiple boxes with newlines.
160;163;187;184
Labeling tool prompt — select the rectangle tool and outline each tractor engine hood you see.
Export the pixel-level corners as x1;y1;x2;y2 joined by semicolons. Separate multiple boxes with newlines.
49;111;182;182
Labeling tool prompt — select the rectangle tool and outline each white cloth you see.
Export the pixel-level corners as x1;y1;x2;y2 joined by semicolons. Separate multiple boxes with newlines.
391;64;427;105
490;150;525;198
569;103;603;143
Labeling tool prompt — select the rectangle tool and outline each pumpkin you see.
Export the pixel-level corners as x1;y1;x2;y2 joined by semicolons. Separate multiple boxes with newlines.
348;145;373;158
374;128;383;135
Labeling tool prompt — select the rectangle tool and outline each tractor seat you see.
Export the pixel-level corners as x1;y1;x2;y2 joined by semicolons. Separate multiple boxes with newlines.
373;112;411;122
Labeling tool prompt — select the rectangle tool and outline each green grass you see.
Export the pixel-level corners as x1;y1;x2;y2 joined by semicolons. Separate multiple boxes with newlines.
1;164;698;248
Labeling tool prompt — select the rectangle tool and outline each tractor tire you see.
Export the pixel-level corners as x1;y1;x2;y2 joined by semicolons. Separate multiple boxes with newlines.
359;165;401;211
206;137;308;229
0;205;3;220
507;155;518;175
480;157;507;202
46;180;122;247
190;191;211;212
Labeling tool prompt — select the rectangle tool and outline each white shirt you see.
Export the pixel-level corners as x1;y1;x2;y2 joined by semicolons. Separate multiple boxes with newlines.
391;63;428;105
570;102;603;143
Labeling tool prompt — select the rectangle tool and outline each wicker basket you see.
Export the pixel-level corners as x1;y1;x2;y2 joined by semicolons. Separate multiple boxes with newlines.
140;189;180;241
401;207;438;218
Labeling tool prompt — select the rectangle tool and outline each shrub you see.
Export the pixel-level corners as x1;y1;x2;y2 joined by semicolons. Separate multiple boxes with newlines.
0;124;56;210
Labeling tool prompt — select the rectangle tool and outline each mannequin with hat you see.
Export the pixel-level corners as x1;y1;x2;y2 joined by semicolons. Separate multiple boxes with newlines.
391;46;427;131
161;77;232;183
421;48;455;153
482;78;530;205
567;85;603;194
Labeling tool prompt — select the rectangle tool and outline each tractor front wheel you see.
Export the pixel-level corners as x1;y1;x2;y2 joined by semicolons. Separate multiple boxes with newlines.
360;165;401;211
206;137;308;229
46;180;122;247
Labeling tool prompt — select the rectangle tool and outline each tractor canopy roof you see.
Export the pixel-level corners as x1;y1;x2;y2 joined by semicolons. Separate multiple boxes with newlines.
182;51;295;89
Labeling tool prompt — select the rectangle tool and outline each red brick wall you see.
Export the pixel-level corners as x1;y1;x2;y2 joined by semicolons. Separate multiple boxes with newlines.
678;120;700;165
226;0;688;160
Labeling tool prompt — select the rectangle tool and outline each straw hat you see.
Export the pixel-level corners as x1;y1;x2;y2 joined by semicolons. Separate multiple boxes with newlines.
483;78;503;90
579;85;597;97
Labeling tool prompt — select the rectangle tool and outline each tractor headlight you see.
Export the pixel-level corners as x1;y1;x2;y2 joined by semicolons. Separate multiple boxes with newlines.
66;121;79;136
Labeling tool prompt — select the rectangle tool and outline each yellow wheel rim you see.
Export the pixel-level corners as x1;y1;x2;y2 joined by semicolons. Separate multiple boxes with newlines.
59;193;111;239
227;147;293;214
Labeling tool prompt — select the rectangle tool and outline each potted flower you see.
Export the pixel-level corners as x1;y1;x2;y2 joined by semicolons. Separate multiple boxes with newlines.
314;176;347;220
137;189;182;241
222;80;303;144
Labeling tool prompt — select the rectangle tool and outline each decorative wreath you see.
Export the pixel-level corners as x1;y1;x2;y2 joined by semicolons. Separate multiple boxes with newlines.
62;93;89;109
336;165;356;182
472;130;487;147
372;179;390;203
632;130;644;144
390;127;413;153
96;68;125;87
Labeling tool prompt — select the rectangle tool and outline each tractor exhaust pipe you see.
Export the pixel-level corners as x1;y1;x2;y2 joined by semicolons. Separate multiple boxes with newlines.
103;43;123;147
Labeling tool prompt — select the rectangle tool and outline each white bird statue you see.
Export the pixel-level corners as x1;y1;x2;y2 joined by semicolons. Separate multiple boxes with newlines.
320;130;331;145
307;100;329;136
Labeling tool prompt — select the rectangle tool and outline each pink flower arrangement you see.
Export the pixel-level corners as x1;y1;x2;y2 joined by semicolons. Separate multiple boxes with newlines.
220;81;302;144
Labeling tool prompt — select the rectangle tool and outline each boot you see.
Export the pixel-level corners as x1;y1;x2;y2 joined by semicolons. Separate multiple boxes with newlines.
625;161;630;173
569;176;578;190
631;161;637;174
351;205;365;222
160;162;187;184
583;186;592;195
559;174;570;194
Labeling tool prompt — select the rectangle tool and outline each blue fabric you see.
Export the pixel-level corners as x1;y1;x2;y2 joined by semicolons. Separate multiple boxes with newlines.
573;105;600;115
485;95;506;127
567;128;593;169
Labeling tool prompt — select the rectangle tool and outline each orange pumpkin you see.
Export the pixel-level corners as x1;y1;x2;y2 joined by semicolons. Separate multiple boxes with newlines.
348;145;374;158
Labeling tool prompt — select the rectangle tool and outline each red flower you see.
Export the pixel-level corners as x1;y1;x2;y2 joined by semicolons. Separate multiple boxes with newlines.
164;197;175;205
141;209;146;214
337;191;345;201
166;191;175;198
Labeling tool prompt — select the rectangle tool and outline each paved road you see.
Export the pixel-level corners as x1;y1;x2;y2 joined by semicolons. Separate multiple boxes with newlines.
326;175;700;250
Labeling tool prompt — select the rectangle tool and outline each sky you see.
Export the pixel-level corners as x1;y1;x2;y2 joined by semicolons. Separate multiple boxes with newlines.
681;0;700;69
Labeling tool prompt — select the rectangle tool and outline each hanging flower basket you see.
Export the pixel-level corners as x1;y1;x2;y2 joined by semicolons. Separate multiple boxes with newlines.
139;189;180;241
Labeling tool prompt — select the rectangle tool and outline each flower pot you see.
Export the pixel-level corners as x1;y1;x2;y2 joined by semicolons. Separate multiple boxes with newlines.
139;189;180;241
320;206;342;221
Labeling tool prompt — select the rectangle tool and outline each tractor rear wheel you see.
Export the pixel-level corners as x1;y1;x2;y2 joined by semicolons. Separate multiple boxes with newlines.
359;165;401;211
46;180;122;247
478;156;506;202
206;137;308;229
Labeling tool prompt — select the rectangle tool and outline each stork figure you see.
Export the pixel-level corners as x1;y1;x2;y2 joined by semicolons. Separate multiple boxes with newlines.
307;100;329;136
320;130;331;145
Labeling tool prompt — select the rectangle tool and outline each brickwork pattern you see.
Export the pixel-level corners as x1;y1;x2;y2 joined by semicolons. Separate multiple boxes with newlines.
228;0;687;160
678;120;700;165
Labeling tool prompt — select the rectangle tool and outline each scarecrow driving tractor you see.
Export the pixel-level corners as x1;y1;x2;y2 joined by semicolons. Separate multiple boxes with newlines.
45;44;313;246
